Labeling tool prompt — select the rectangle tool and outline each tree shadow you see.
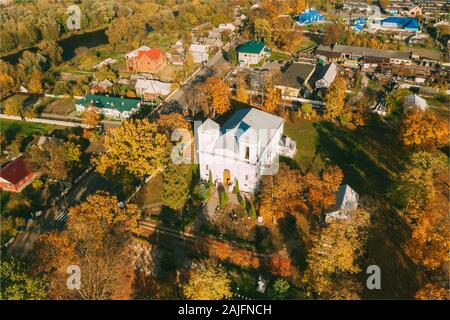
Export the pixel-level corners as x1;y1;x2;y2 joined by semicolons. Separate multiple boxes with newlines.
313;121;404;196
278;214;307;271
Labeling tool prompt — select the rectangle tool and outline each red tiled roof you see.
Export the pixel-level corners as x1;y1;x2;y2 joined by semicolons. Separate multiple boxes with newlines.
137;47;165;60
0;157;34;185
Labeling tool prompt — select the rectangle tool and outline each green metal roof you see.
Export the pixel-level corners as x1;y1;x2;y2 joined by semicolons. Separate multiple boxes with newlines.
76;94;140;112
237;40;265;54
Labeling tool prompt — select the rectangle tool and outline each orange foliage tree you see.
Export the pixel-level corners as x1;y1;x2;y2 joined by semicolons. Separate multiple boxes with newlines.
305;165;343;215
258;164;306;223
198;76;230;118
399;110;449;148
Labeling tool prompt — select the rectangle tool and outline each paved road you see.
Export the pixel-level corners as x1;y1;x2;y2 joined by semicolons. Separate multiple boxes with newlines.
157;37;238;116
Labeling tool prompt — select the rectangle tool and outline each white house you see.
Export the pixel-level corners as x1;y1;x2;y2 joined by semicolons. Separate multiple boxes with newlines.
404;94;428;112
314;63;338;89
135;79;172;100
325;184;359;223
237;40;269;67
219;23;236;32
189;44;208;64
196;108;296;193
76;94;141;119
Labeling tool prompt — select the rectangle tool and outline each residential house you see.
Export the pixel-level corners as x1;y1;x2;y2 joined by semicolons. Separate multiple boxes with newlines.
325;185;359;223
189;44;209;64
313;63;338;89
297;9;325;25
237;40;269;67
76;94;141;119
380;17;420;32
404;94;428;112
135;79;172;100
196;108;296;193
0;156;38;192
125;46;167;73
93;58;117;70
276;62;337;98
219;23;236;32
90;79;113;94
276;62;316;97
315;44;412;66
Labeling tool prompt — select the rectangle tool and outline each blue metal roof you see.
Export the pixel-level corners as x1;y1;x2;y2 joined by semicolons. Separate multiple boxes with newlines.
382;17;419;30
298;9;325;25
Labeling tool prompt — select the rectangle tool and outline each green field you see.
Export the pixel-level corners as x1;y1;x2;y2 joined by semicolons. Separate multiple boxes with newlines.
0;119;60;140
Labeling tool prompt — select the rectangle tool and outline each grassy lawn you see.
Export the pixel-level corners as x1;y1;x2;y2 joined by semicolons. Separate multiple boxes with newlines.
134;164;197;211
0;119;60;140
283;115;407;195
42;98;76;116
295;35;317;53
157;64;183;82
268;51;291;62
283;117;326;174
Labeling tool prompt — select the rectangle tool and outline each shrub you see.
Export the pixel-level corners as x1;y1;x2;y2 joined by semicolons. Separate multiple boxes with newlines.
269;278;290;299
208;170;213;187
249;203;256;217
197;184;209;201
233;179;240;194
220;190;229;207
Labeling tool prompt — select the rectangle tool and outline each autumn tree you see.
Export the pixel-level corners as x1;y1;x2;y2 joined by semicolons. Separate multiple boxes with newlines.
81;107;101;139
0;61;17;99
262;77;281;113
94;119;168;179
182;259;232;300
156;113;191;138
234;75;249;104
399;110;449;148
37;40;63;68
27;71;44;94
227;47;238;67
395;151;446;217
253;18;272;43
162;163;190;213
324;76;347;121
304;209;370;296
95;65;118;82
305;165;343;216
33;192;140;299
0;258;46;300
323;22;346;45
3;97;23;117
292;0;307;13
415;283;450;300
198;77;230;117
258;164;306;223
405;199;450;270
28;140;70;180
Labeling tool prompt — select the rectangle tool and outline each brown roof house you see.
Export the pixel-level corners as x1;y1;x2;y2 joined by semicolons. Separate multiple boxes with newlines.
0;156;38;192
125;46;167;74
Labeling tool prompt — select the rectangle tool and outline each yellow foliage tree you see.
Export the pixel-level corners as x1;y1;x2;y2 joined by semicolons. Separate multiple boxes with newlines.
198;77;230;118
324;76;347;121
94;119;168;179
305;209;370;295
415;283;450;300
182;259;232;300
399;110;449;148
258;164;306;222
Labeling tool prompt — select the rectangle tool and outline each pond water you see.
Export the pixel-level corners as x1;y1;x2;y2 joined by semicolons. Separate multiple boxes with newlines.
1;28;109;65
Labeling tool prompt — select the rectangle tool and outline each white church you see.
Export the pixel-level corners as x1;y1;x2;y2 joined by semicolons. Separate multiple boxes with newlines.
196;108;297;193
